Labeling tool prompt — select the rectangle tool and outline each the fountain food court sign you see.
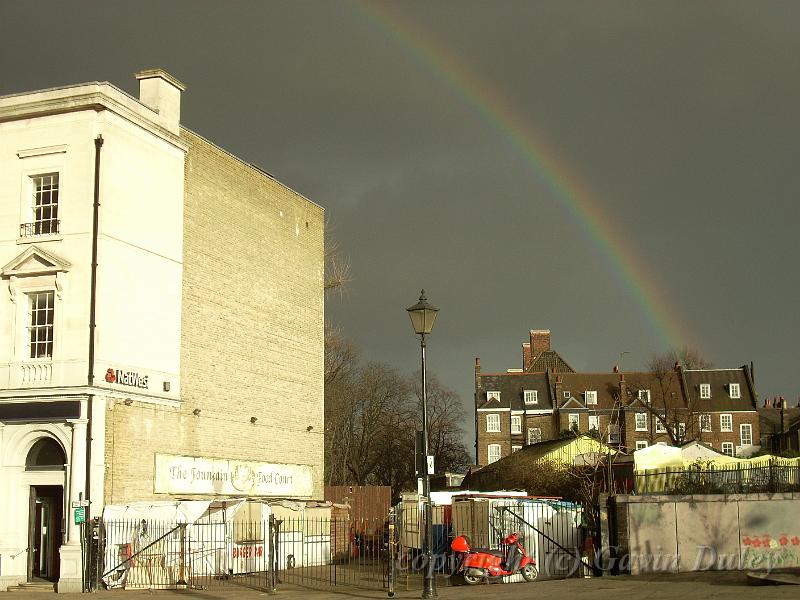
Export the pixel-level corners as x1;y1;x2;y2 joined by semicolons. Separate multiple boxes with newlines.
154;454;313;497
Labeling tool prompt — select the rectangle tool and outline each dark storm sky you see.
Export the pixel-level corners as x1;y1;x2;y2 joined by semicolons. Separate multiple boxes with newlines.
3;1;799;441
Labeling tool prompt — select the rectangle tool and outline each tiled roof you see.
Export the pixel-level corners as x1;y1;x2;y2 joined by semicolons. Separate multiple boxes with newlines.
682;368;756;412
478;372;553;410
555;373;622;409
528;350;575;373
620;371;686;411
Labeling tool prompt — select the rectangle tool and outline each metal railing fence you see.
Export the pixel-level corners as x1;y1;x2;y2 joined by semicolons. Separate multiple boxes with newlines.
635;462;800;495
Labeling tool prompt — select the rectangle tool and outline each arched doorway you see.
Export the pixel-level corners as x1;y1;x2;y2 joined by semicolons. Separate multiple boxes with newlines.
26;438;65;582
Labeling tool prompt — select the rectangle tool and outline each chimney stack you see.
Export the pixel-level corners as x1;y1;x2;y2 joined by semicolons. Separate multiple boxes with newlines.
522;342;531;370
135;69;186;135
531;329;551;357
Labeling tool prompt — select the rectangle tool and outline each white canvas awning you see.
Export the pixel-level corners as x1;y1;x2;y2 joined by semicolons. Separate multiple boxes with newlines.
102;499;246;523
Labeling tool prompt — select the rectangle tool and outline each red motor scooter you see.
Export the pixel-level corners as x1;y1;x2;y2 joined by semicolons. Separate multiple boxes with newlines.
451;532;538;585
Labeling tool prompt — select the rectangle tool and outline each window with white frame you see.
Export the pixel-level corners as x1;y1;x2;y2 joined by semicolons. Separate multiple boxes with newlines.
486;391;501;402
678;422;686;440
585;390;597;405
729;383;741;399
27;291;55;359
740;423;752;446
524;390;538;404
563;391;571;399
568;413;580;431
527;427;542;445
700;413;712;432
635;441;649;450
720;414;733;432
512;445;522;453
588;415;599;432
655;415;667;433
25;173;60;237
486;413;501;433
721;442;734;456
487;444;502;464
635;413;647;431
511;415;522;434
638;389;651;403
699;383;711;399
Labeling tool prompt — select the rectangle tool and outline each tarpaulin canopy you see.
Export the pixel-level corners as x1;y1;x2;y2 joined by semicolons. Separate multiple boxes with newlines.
102;499;246;523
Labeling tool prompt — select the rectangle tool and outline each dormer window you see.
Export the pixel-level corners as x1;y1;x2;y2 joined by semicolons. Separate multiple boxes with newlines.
486;391;501;402
729;383;741;399
585;390;597;405
638;389;651;403
524;390;538;404
699;384;711;399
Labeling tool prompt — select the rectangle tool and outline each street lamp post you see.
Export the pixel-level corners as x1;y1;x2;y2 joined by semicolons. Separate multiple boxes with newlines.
406;290;439;599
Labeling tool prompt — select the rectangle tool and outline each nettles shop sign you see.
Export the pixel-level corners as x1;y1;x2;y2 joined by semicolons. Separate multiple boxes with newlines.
105;367;149;389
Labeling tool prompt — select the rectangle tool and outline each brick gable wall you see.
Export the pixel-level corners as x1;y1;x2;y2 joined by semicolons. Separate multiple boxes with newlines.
104;130;325;503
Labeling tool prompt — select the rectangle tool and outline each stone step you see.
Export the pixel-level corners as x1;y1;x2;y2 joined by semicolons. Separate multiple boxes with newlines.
6;582;56;593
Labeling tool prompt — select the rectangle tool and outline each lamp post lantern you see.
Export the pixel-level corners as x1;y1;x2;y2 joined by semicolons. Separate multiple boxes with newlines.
406;289;438;599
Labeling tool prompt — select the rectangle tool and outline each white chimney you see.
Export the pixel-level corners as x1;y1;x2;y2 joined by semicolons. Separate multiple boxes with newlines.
135;69;186;135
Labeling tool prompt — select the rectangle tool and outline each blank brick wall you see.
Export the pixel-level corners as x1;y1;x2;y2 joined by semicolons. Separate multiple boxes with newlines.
105;129;325;503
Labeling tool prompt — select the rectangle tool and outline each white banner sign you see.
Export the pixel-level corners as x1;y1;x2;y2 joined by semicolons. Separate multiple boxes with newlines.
154;454;313;498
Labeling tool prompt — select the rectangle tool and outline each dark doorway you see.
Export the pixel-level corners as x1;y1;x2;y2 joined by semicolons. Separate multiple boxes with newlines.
26;439;66;583
28;485;63;582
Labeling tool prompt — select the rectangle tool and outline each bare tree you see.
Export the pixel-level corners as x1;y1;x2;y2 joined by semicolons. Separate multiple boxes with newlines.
323;330;470;494
324;324;358;386
409;373;472;476
649;346;712;372
622;347;714;446
324;219;351;293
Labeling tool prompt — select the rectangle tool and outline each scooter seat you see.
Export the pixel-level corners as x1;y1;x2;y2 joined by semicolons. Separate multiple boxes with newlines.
472;548;505;558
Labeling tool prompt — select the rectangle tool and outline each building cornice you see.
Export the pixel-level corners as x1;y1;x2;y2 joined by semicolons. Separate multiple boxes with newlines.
0;84;188;152
0;386;181;407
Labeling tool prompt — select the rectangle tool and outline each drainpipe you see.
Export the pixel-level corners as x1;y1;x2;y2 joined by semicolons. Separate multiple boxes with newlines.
88;135;103;387
86;135;103;514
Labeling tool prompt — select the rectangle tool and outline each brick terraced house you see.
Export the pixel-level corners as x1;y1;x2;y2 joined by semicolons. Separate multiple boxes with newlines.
475;330;760;466
0;70;324;591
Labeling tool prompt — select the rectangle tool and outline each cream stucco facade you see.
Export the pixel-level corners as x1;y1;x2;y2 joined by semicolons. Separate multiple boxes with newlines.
0;71;324;592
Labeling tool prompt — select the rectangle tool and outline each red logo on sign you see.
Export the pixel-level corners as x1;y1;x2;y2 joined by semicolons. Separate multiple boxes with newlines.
105;368;116;383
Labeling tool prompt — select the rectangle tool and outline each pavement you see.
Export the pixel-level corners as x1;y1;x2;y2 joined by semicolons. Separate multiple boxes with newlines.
8;571;800;600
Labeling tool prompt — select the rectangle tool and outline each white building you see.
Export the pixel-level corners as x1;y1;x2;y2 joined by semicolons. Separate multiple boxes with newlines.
0;70;325;592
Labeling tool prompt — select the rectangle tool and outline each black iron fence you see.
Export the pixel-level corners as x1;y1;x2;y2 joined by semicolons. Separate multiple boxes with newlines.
90;499;598;593
97;518;276;592
635;461;800;495
92;513;391;593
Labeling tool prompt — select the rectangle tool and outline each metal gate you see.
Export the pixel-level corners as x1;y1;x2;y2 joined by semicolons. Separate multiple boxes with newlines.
487;501;599;579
